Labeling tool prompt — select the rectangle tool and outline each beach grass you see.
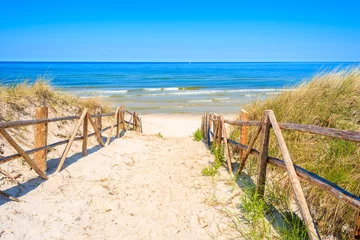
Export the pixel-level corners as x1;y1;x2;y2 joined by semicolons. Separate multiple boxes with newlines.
0;77;111;118
230;67;360;238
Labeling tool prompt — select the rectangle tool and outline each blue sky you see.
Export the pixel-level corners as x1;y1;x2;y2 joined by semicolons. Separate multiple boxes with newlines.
0;0;359;62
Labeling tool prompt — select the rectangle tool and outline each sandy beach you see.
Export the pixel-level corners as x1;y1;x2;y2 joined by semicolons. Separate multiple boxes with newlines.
0;117;243;240
141;114;236;137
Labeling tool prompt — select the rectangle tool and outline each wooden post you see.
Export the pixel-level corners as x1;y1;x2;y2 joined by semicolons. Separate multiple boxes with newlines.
95;108;102;138
120;105;126;130
34;106;48;172
267;110;320;240
355;212;360;239
237;122;262;174
88;113;105;147
217;116;222;146
106;107;120;146
221;116;233;174
0;128;48;180
82;113;88;156
256;114;271;198
240;109;248;159
206;113;211;147
116;107;121;138
56;109;88;173
132;112;136;131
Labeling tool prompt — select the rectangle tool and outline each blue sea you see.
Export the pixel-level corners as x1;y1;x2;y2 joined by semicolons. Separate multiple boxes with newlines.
0;62;356;114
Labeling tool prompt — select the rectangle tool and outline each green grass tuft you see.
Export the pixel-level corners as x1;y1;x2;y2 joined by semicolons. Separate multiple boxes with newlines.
192;128;203;142
202;144;224;176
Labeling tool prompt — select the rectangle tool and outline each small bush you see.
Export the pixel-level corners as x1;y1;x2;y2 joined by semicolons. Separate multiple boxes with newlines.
192;128;203;141
156;132;163;138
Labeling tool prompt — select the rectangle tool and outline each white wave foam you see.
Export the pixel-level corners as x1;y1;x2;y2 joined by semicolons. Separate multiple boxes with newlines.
188;100;212;103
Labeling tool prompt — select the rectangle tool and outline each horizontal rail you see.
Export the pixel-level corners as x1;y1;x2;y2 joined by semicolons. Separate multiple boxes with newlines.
0;110;134;129
223;119;360;143
225;137;360;211
0;120;135;164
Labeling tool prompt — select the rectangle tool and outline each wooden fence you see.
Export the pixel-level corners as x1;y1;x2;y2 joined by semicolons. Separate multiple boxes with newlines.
201;110;360;240
0;105;142;192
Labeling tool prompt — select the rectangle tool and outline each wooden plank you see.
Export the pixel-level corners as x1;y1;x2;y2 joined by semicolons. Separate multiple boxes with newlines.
221;116;233;174
0;128;48;180
224;119;260;126
0;124;117;165
139;116;143;133
56;109;88;173
0;190;21;202
34;106;48;172
82;113;88;156
256;114;271;198
267;110;320;240
224;119;360;143
237;122;262;174
105;107;120;145
0;115;80;129
239;109;248;159
88;113;105;147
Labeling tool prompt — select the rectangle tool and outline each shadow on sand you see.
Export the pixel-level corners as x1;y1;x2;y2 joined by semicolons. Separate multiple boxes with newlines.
0;134;121;206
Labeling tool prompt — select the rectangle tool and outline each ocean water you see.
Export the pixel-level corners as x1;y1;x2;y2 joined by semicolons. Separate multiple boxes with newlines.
0;62;356;114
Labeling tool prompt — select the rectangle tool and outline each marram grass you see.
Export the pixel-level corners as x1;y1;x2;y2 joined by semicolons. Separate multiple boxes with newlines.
231;67;360;238
0;78;111;116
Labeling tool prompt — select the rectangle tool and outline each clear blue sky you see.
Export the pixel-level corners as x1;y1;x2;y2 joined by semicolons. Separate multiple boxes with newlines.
0;0;359;62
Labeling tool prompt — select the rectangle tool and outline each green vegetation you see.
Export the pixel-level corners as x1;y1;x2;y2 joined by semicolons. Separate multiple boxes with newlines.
202;144;224;176
192;128;203;141
231;68;360;238
156;132;163;138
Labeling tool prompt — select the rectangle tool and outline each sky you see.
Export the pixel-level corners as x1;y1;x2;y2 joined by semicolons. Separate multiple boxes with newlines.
0;0;359;62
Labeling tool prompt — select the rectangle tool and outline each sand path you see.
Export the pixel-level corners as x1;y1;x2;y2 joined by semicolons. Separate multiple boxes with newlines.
0;132;240;240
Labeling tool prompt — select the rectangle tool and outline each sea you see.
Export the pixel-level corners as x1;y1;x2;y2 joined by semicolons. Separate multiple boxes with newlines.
0;62;357;114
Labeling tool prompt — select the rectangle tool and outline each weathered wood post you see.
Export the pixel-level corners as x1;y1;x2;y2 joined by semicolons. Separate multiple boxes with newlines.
116;106;121;138
355;212;360;239
201;115;204;137
220;115;233;174
240;109;248;159
82;113;88;156
256;112;271;198
34;106;48;172
206;113;211;147
120;105;126;130
133;112;137;131
95;108;102;139
267;110;320;240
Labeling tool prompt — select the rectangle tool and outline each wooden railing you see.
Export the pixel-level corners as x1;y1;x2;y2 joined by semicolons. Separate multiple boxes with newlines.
201;110;360;240
0;105;143;182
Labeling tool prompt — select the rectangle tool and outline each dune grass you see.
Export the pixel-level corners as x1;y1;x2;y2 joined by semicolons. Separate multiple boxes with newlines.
230;67;360;238
0;78;111;118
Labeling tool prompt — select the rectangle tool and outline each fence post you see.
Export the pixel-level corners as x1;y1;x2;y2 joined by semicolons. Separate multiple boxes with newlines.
82;113;88;156
34;106;48;172
355;212;360;239
116;107;121;138
95;108;102;139
240;109;248;159
120;105;126;130
256;113;271;198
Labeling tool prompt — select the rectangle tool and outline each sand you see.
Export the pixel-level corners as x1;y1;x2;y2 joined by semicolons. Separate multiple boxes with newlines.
141;114;236;137
0;114;246;240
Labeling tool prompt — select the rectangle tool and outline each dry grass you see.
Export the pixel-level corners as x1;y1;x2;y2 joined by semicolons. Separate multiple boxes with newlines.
231;67;360;238
0;77;111;118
